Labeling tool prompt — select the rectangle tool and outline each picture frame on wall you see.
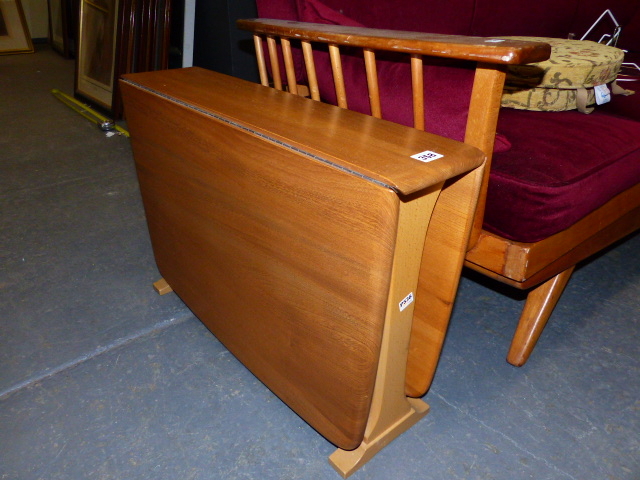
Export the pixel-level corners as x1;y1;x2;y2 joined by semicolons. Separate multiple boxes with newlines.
75;0;118;110
73;0;172;117
0;0;34;55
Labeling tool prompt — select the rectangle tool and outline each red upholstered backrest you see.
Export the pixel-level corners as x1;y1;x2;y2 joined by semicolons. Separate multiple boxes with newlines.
256;0;640;52
569;0;640;52
252;0;639;149
619;8;640;52
470;0;580;38
252;0;511;150
256;0;298;21
306;0;475;35
295;0;508;148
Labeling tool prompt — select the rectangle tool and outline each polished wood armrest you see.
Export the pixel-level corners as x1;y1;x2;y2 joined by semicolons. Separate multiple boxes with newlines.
237;19;551;65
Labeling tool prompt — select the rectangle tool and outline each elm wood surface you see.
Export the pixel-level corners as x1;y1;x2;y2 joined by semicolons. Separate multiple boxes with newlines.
240;19;640;376
121;68;480;195
120;67;483;470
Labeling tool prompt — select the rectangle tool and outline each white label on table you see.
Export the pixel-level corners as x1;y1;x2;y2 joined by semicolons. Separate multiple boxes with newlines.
411;150;444;163
399;292;414;312
595;84;611;105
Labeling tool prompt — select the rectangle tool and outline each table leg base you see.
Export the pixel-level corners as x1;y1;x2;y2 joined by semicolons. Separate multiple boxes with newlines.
153;277;173;295
328;397;430;478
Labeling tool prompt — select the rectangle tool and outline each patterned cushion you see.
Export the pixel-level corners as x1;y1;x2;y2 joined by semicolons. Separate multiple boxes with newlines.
500;37;625;112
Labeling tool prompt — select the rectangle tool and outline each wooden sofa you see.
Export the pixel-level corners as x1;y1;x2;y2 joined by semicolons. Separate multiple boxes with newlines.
243;0;640;378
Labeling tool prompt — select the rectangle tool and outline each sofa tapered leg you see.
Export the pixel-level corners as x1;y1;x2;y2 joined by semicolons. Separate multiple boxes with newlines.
507;266;575;366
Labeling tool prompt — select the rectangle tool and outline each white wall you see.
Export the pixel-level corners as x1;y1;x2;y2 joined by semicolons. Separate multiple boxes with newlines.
182;0;195;67
20;0;49;39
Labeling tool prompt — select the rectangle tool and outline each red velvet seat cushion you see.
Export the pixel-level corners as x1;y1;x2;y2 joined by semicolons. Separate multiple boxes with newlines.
484;108;640;242
601;85;640;121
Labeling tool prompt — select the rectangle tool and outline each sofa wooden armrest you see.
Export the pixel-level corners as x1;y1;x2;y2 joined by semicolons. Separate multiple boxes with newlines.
237;19;551;65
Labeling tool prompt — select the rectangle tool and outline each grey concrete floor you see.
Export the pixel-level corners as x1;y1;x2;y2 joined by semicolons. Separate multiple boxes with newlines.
1;46;638;480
